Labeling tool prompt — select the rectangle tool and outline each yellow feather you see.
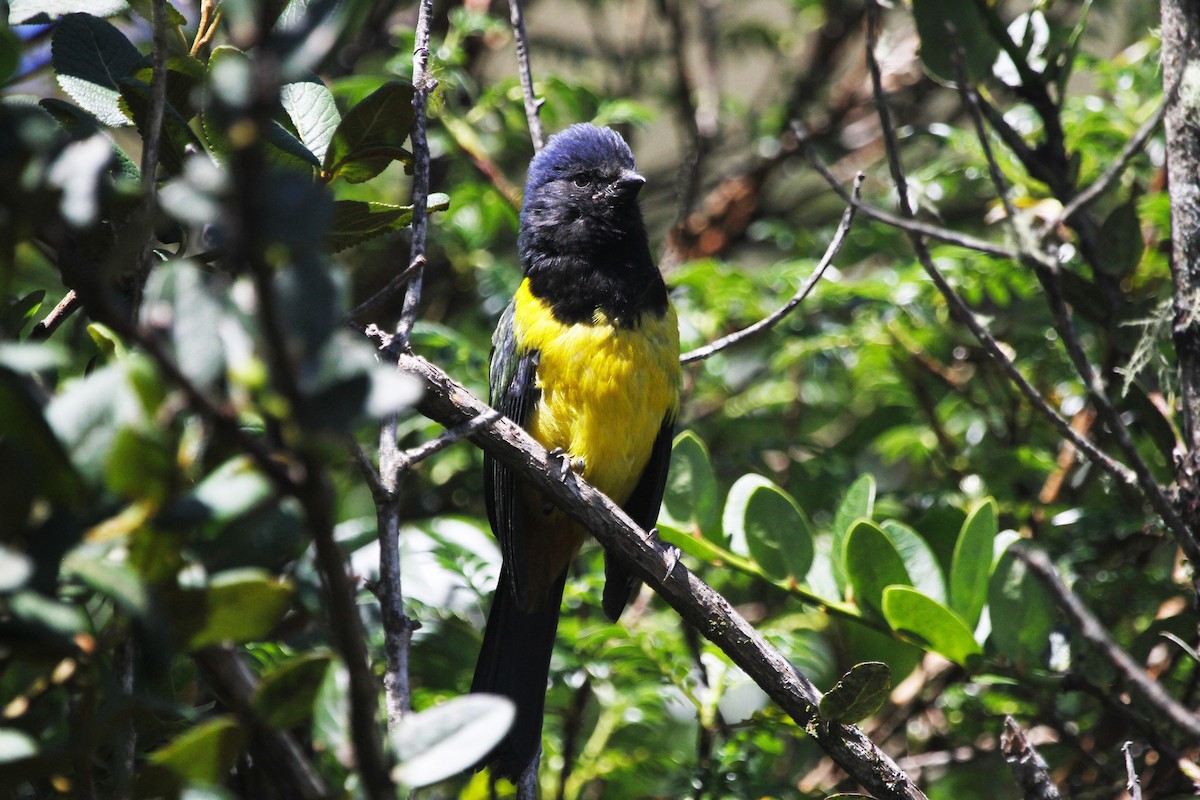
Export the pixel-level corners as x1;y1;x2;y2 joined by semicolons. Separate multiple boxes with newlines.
512;277;681;506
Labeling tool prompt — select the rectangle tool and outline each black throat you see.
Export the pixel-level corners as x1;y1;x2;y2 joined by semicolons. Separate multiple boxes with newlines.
524;248;668;327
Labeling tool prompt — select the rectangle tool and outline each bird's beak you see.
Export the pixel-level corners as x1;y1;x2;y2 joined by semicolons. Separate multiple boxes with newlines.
605;171;645;203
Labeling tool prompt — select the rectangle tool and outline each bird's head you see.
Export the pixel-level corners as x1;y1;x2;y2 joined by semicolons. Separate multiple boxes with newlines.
519;124;647;259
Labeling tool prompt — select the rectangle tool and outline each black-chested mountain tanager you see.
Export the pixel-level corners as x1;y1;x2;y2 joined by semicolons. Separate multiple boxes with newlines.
470;123;681;782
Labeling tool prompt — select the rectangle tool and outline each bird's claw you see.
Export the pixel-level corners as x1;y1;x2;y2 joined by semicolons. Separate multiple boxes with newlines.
547;447;584;483
648;527;681;580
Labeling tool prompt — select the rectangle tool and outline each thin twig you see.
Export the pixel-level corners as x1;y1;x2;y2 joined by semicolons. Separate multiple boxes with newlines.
392;0;436;351
29;290;79;341
394;409;501;472
193;647;329;799
190;0;220;57
371;0;436;729
1012;544;1200;740
797;127;1017;261
861;0;1140;491
1122;742;1143;800
345;254;425;324
949;29;1019;228
680;173;863;364
1050;98;1167;232
949;26;1195;550
508;0;545;151
1000;716;1062;800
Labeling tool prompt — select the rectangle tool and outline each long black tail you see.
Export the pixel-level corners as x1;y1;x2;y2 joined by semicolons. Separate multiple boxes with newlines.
471;564;567;782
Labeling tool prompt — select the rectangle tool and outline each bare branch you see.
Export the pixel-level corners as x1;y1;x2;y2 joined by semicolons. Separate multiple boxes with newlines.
860;0;1141;492
948;24;1195;554
394;409;502;472
1000;716;1062;800
396;352;929;800
680;173;863;365
193;647;329;799
29;289;79;341
392;0;436;352
797;127;1017;261
1050;98;1167;232
1122;742;1143;800
1012;544;1200;740
508;0;545;152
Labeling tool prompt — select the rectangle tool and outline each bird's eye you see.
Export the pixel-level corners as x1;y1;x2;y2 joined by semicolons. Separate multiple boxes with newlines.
572;176;590;189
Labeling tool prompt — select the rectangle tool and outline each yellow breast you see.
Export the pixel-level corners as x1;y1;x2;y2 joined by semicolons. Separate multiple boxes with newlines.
512;278;681;506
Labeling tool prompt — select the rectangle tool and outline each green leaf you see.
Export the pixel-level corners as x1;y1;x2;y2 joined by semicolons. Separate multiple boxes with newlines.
39;98;141;181
179;569;294;650
882;586;982;668
188;457;275;524
10;0;129;24
819;661;891;724
843;519;909;617
51;13;144;127
911;0;999;83
988;544;1056;667
724;474;813;582
0;546;32;593
1096;198;1143;276
830;474;875;596
392;695;516;789
326;193;450;253
0;366;85;513
880;520;945;605
323;80;415;183
0;29;20;91
281;79;341;164
253;651;333;729
659;431;721;542
949;498;997;630
0;728;38;764
139;716;245;794
62;547;150;617
0;290;45;338
203;47;320;170
125;0;188;26
104;427;174;503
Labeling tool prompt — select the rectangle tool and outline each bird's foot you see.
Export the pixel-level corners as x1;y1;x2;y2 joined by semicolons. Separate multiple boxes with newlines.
648;527;682;581
547;448;584;482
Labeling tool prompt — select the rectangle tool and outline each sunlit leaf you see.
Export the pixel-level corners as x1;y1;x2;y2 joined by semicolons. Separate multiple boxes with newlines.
882;586;982;668
392;695;515;788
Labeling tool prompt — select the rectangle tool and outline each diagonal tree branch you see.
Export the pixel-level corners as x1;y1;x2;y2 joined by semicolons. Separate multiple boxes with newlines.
395;351;929;800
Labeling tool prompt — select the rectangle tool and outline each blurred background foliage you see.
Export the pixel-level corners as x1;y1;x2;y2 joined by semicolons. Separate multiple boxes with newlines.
1;0;1195;798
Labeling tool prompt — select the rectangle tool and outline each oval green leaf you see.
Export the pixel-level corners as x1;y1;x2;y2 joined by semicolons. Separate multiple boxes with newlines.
392;694;516;788
830;474;876;596
988;544;1056;668
659;430;721;542
880;520;946;605
949;497;996;630
843;519;910;617
882;585;982;668
51;13;142;127
724;474;813;582
253;651;334;730
912;0;999;83
323;80;415;183
819;661;891;724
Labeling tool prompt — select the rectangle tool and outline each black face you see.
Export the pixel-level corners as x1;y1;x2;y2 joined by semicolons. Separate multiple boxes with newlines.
517;124;666;326
519;125;647;257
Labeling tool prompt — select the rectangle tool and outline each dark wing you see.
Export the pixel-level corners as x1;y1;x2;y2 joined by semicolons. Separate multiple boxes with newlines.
601;414;676;620
484;301;540;609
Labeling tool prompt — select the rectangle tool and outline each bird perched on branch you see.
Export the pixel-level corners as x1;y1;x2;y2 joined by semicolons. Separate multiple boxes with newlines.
471;123;681;784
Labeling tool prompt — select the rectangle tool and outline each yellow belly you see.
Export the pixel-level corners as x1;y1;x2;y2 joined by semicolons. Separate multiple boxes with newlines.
512;279;681;505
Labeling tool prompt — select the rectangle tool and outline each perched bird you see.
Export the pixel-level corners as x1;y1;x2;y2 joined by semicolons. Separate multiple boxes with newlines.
471;124;681;783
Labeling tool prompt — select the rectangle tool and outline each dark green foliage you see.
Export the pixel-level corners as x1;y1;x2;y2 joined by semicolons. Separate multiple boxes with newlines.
1;0;1192;798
